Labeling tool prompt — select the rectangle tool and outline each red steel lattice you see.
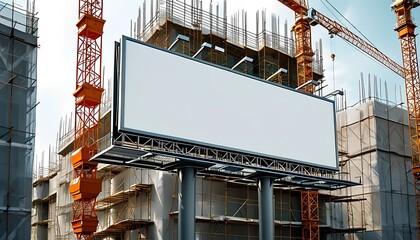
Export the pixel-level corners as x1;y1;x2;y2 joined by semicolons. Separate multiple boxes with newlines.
393;2;420;239
70;0;105;239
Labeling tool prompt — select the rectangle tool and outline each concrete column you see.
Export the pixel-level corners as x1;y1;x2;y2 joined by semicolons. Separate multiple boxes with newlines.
258;177;274;240
178;167;196;240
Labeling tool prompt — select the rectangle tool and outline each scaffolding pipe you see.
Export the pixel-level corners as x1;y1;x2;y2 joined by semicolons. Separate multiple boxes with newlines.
178;167;197;240
258;177;274;240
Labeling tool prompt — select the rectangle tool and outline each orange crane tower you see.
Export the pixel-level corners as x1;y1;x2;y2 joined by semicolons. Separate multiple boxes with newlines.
278;0;315;94
305;1;420;239
69;0;105;239
392;0;420;237
65;1;419;239
277;1;418;239
308;9;404;78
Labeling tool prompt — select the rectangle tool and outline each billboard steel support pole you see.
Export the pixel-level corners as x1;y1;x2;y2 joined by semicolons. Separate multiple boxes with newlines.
258;177;274;240
178;166;197;240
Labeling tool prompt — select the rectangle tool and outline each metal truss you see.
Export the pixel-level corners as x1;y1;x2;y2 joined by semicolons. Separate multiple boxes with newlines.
90;131;358;190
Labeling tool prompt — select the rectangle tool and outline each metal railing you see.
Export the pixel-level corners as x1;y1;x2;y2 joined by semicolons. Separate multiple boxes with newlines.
0;1;38;35
109;131;353;188
138;0;324;75
138;0;296;55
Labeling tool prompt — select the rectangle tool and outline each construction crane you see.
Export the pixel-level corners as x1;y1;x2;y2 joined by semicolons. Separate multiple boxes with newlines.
66;0;418;239
69;0;105;239
391;0;420;238
308;9;404;78
277;1;420;240
312;1;420;238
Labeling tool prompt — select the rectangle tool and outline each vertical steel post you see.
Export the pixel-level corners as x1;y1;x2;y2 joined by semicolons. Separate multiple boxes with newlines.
178;167;196;240
258;177;274;240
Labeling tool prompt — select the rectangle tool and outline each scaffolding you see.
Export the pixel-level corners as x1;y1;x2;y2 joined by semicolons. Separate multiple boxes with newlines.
1;2;38;239
333;97;417;239
53;78;114;240
35;50;417;240
135;0;324;88
168;176;349;239
95;167;153;239
30;1;418;239
31;146;59;240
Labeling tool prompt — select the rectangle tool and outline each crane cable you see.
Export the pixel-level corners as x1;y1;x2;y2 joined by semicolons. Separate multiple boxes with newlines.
319;0;396;89
330;34;336;90
321;0;375;47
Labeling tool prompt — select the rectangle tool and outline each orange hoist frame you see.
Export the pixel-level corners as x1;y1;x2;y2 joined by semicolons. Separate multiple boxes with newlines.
70;0;105;239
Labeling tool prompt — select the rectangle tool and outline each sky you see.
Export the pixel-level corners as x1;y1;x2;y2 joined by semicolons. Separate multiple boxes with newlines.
5;0;418;167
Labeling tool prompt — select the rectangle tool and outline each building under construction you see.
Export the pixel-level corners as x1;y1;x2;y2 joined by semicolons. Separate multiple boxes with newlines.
31;0;417;239
0;1;38;239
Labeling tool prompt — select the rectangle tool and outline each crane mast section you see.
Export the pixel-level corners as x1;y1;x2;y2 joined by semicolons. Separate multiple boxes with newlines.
393;1;420;235
309;9;404;78
70;0;105;239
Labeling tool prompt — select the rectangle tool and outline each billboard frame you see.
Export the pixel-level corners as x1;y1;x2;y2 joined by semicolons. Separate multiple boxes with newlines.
115;36;338;171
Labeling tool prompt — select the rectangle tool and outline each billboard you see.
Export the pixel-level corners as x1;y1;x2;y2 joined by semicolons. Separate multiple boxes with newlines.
118;36;338;169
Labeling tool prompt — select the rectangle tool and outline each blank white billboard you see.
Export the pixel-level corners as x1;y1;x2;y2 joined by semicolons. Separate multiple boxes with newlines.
118;37;338;169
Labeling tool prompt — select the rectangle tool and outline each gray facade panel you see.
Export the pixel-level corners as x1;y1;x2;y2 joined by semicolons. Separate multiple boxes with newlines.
0;2;38;239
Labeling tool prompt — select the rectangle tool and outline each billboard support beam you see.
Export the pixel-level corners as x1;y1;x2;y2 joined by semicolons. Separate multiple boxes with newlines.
178;166;197;240
258;177;274;240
